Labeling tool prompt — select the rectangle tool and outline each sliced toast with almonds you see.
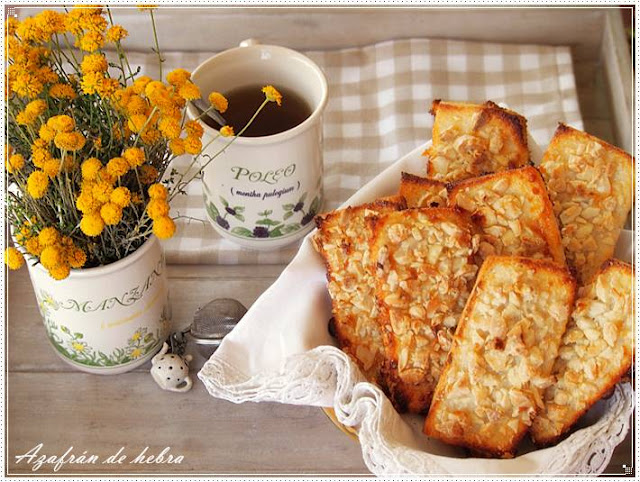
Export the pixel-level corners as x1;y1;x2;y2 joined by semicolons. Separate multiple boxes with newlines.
424;256;576;458
448;166;566;266
425;100;530;182
531;259;634;446
312;197;406;384
370;208;479;413
539;124;633;284
399;172;448;208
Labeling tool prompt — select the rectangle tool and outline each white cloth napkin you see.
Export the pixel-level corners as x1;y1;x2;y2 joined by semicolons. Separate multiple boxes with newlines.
198;142;634;475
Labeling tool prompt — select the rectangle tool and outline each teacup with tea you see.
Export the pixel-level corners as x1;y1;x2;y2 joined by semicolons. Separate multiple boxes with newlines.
187;40;328;249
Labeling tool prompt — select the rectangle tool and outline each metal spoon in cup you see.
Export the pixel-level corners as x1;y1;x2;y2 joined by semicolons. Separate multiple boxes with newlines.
191;98;228;127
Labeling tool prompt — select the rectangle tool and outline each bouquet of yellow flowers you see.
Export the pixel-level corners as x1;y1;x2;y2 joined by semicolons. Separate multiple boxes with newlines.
5;6;278;280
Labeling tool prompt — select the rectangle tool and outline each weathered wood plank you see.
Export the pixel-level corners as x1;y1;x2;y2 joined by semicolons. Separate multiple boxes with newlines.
6;372;368;475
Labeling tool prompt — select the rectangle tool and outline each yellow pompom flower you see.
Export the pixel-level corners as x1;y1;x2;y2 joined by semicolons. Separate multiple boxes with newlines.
27;170;49;198
166;68;191;86
92;180;114;203
79;71;104;95
153;216;176;240
184;136;202;155
43;158;62;178
67;247;87;269
139;165;158;184
81;157;102;180
123;147;145;168
80;212;104;237
78;31;105;52
48;263;71;280
95;77;120;99
25;237;43;256
100;202;123;225
39;124;56;142
110;187;131;207
148;183;168;200
127;114;149;133
220;125;234;137
40;245;63;270
177;81;200;101
7;154;25;173
16;110;36;125
126;96;148;115
4;247;25;270
106;157;130;178
262;85;282;106
105;25;128;43
47;114;75;133
208;91;228;113
146;199;170;219
38;226;60;247
35;10;66;38
169;138;185;156
54;131;86;151
75;190;100;214
49;83;77;100
140;128;161;145
80;53;108;74
132;75;152;95
31;146;53;169
158;117;181;140
25;99;47;117
185;120;204;139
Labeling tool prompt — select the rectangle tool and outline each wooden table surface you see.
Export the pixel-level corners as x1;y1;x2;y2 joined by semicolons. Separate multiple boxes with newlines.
6;264;633;475
6;8;633;476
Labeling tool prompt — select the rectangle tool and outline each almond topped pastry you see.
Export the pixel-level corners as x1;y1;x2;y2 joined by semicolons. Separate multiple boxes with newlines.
399;172;448;208
312;197;406;384
370;208;479;413
424;256;576;458
539;124;633;284
531;259;634;446
448;166;566;266
425;100;530;182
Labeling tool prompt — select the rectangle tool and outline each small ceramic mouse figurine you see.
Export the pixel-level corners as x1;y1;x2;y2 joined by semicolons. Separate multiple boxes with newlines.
150;342;193;392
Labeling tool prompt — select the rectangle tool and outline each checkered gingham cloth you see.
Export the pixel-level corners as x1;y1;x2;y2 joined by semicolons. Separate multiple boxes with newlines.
127;38;583;265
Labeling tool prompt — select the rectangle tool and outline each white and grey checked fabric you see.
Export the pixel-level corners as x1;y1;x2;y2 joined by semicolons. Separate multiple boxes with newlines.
126;38;583;265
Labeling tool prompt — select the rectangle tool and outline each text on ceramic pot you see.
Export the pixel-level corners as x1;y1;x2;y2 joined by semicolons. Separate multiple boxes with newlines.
230;163;296;185
15;444;184;472
56;262;163;313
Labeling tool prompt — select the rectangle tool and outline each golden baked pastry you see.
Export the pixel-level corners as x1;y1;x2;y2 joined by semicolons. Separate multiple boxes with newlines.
531;259;633;446
399;172;448;208
312;197;406;384
539;124;633;284
448;166;566;265
370;208;479;413
424;256;576;458
425;100;530;182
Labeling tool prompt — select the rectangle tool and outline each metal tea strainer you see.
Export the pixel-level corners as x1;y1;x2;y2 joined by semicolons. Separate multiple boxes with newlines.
169;298;248;360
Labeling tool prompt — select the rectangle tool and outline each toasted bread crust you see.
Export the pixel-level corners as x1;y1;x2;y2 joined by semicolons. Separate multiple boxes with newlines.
399;172;448;208
448;166;566;266
425;100;530;182
424;256;576;457
531;258;634;446
370;208;478;413
539;123;633;284
312;197;406;384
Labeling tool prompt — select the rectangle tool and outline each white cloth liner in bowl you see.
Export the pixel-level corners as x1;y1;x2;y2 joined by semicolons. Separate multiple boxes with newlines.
198;139;634;475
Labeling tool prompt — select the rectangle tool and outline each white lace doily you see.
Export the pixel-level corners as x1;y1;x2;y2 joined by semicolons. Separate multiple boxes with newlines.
199;346;633;475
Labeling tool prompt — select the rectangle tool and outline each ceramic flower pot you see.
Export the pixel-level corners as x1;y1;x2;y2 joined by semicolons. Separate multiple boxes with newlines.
25;236;171;375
